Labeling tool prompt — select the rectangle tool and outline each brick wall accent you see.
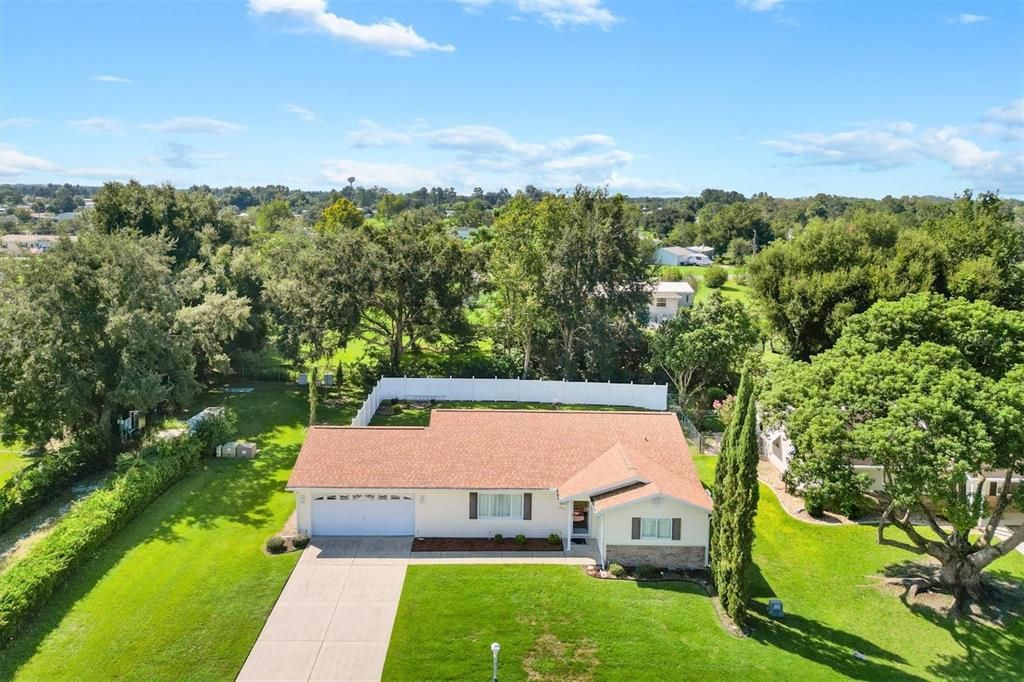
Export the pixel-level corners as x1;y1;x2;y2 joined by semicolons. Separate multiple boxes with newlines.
606;544;706;569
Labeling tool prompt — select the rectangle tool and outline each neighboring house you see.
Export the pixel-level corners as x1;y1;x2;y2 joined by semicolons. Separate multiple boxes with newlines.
288;409;712;569
0;234;74;256
648;281;695;324
654;246;713;267
760;424;1021;525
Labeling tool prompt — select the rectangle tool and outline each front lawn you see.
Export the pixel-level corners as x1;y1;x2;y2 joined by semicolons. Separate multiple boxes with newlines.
383;455;1024;680
0;383;353;681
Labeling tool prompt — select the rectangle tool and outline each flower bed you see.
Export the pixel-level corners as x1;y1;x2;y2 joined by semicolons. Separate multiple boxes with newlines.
412;537;563;552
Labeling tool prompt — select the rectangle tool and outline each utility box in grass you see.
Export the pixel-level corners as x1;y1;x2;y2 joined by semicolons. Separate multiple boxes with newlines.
235;442;258;459
217;442;238;458
768;599;784;619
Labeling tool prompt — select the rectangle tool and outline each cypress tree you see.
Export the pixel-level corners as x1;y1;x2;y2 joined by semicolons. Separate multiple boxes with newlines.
712;370;752;616
712;369;760;629
725;376;760;628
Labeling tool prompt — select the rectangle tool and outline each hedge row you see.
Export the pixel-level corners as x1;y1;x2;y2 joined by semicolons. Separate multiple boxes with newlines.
0;446;96;533
0;432;211;644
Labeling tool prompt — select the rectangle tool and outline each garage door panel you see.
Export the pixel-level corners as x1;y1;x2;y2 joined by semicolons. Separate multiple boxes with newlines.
311;493;414;536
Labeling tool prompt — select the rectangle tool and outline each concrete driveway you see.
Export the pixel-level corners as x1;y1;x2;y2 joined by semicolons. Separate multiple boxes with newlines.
237;537;412;682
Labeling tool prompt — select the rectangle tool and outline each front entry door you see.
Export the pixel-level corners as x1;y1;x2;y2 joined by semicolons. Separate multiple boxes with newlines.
572;501;590;536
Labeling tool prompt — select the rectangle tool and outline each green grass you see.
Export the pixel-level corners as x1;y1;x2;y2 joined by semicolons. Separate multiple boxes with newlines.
370;401;641;427
0;383;354;681
382;455;1024;681
0;449;30;486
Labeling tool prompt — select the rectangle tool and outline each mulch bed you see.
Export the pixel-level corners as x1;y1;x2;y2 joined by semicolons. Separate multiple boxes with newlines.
412;537;564;552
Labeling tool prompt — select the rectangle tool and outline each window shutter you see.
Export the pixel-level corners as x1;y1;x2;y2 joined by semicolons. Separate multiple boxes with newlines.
631;517;641;540
469;492;478;519
671;518;682;541
523;493;532;520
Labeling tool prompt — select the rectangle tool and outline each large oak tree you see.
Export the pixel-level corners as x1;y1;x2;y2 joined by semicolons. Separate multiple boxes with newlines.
761;293;1024;612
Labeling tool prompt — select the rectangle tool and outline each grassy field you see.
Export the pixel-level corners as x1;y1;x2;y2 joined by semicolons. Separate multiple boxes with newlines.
0;429;31;486
0;449;30;487
660;264;754;306
0;383;353;681
382;455;1024;681
370;400;641;427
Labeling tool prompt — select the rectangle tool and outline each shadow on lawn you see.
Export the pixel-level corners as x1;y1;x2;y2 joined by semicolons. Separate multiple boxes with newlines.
0;383;319;674
879;563;1024;681
750;607;924;681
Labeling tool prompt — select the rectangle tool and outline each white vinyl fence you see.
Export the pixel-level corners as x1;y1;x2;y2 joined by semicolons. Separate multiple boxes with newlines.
351;377;668;426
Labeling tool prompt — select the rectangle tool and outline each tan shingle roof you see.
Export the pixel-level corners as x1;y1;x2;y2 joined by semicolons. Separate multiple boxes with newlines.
288;410;711;510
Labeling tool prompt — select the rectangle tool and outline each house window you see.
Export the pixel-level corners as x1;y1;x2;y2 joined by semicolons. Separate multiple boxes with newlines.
640;517;673;540
478;493;524;519
655;297;667;308
989;481;999;497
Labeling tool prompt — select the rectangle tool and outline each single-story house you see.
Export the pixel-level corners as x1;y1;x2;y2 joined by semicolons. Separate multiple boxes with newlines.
648;281;695;324
654;246;713;267
288;409;712;569
0;234;74;256
760;425;1022;525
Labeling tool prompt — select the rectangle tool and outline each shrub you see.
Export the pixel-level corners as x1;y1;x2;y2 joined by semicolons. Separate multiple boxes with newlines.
635;564;662;580
547;533;561;546
493;533;503;544
608;563;627;577
391;404;404;415
704;266;728;288
514;534;526;546
0;445;97;533
390;398;400;406
190;409;237;456
266;536;286;554
804;496;825;518
292;533;310;550
0;435;203;642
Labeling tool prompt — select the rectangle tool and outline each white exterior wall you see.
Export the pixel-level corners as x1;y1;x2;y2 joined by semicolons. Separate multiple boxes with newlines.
855;465;886;492
602;497;710;548
654;248;683;266
351;377;668;426
415;489;567;538
292;487;569;539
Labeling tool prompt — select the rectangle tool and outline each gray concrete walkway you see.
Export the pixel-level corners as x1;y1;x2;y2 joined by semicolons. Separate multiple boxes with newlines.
238;537;598;682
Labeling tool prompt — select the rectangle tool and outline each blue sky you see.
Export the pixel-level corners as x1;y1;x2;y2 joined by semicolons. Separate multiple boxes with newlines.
1;0;1021;197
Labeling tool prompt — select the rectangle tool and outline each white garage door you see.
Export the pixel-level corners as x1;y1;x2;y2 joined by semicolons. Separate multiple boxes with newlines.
311;493;415;536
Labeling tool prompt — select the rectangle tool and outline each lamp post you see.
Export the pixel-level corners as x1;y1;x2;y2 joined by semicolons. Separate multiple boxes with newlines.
490;642;500;681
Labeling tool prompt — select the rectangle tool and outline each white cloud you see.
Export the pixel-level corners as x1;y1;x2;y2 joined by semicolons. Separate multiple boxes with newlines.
143;117;247;135
333;120;680;193
283;103;316;121
457;0;619;30
737;0;784;12
321;158;446;190
143;142;231;170
0;145;123;179
68;117;122;134
248;0;454;55
601;171;689;196
542;149;633;172
91;74;133;84
348;119;416;147
946;13;987;24
0;145;58;175
1;118;41;129
761;110;1023;193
